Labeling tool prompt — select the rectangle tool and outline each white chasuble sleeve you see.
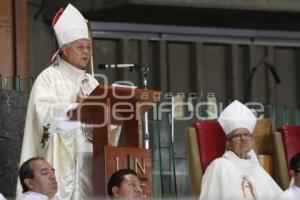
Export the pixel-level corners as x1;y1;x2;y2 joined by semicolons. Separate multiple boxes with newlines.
20;65;84;165
18;67;79;200
30;72;76;150
199;158;241;200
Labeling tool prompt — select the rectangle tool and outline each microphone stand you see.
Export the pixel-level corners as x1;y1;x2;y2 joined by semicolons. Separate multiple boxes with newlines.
243;58;265;102
244;68;258;102
128;64;150;149
244;58;281;102
265;61;281;84
141;66;150;149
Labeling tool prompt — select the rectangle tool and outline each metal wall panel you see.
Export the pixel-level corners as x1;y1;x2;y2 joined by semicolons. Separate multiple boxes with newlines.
274;47;298;106
249;46;268;103
202;44;228;101
93;39;118;84
0;0;13;88
93;39;153;87
91;34;300;108
168;42;191;94
27;5;56;79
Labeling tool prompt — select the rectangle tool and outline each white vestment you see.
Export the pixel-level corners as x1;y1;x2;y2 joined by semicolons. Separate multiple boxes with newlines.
199;151;282;200
17;56;99;200
276;184;300;200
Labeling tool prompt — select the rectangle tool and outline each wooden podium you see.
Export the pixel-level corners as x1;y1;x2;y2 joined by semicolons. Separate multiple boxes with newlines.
73;85;161;198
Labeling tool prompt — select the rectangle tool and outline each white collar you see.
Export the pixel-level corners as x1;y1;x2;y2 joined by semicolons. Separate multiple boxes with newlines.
223;150;259;175
55;56;87;84
291;184;300;195
223;150;252;163
23;191;51;200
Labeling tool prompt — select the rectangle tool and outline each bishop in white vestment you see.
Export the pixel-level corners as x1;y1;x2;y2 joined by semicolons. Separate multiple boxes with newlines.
18;4;99;200
199;100;282;200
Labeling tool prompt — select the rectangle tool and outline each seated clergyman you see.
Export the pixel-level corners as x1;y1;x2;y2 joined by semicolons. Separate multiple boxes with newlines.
276;152;300;200
199;100;282;200
107;169;144;200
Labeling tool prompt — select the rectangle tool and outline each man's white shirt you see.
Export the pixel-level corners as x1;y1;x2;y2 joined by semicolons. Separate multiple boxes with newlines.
0;193;7;200
276;184;300;200
23;191;57;200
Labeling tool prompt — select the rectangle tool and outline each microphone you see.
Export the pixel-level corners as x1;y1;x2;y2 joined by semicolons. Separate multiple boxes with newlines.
265;61;281;84
98;64;145;69
244;57;266;102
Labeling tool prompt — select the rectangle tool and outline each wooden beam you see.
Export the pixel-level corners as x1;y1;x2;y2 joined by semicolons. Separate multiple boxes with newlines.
14;0;29;79
0;0;14;89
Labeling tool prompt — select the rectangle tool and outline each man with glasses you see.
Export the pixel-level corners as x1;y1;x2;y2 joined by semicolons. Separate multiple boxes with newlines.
199;100;282;200
107;169;144;200
277;152;300;200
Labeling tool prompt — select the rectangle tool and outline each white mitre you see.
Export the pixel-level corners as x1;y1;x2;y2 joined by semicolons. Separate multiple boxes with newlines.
52;4;89;47
218;100;257;137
